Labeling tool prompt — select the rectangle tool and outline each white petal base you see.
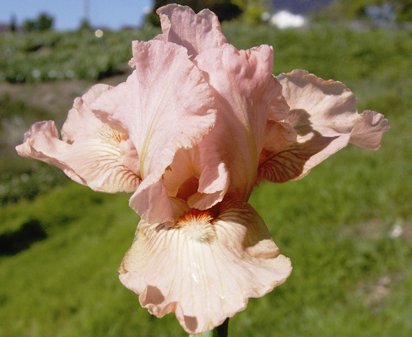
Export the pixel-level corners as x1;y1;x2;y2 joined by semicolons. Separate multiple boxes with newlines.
119;202;291;334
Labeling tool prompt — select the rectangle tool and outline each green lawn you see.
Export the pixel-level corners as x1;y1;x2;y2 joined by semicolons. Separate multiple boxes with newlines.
0;23;411;337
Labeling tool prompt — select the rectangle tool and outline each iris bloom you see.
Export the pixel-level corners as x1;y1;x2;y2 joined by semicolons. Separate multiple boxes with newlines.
16;4;389;334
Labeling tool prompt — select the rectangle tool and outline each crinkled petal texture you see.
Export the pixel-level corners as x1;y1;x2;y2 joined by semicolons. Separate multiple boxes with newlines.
119;202;291;334
193;44;289;203
155;3;288;205
91;40;217;223
259;69;390;183
156;4;227;57
16;84;140;193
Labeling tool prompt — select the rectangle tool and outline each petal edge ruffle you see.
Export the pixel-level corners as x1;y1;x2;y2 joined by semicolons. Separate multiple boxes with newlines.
119;202;291;334
259;70;389;183
16;84;140;193
157;4;228;58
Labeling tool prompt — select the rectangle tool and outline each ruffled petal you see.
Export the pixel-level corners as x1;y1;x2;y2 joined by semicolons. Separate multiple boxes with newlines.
350;110;390;150
162;148;200;200
16;121;84;185
61;84;113;142
119;202;291;334
259;69;389;182
92;40;217;223
187;161;229;210
156;4;227;58
161;148;229;211
194;44;288;200
16;85;140;193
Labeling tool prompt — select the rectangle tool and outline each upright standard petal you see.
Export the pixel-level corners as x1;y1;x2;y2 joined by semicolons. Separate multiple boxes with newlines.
194;44;289;202
16;84;140;193
119;202;291;334
259;70;390;183
156;4;227;57
91;40;217;223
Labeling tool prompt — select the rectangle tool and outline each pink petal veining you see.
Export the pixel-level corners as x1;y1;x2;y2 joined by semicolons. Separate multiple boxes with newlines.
16;84;140;193
91;40;217;223
259;69;390;183
119;202;291;334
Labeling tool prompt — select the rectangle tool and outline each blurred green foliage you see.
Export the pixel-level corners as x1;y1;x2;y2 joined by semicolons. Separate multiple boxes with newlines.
0;94;51;120
0;95;67;204
233;0;269;24
23;12;54;32
0;23;411;337
0;27;159;83
320;0;412;22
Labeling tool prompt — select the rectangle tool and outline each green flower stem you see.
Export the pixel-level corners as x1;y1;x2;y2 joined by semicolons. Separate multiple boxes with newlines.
189;319;229;337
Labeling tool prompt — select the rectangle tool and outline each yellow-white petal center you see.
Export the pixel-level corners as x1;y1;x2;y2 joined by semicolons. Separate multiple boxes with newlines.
176;210;216;243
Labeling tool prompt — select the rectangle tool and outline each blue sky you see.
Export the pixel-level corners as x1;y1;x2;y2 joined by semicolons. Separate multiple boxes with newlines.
0;0;152;30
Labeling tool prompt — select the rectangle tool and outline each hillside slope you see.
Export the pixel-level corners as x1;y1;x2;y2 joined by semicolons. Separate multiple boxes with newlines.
1;24;411;337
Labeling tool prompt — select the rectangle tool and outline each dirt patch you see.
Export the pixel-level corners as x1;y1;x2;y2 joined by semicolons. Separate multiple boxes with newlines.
357;272;404;312
0;81;87;117
340;219;412;241
0;75;128;118
358;275;391;309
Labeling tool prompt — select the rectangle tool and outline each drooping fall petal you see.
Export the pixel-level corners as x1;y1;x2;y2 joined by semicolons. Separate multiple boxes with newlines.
16;84;140;193
91;40;217;223
259;69;390;183
119;202;291;334
156;4;228;58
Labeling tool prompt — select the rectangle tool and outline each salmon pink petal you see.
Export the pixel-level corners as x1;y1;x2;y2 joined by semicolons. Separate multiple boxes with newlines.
187;161;229;210
263;121;297;154
351;110;390;150
161;148;228;210
131;179;190;225
16;121;84;185
119;202;291;334
156;4;227;57
61;84;113;142
162;149;200;200
92;40;217;223
16;84;140;193
161;147;229;215
259;69;389;182
194;44;288;201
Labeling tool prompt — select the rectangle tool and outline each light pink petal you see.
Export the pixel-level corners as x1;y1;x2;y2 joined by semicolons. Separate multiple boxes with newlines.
259;69;389;182
194;44;288;201
130;179;189;225
187;160;229;210
263;121;297;153
162;149;200;200
259;132;344;183
92;40;216;223
350;110;390;150
161;148;229;211
61;84;113;142
159;147;229;217
156;4;227;57
119;202;292;334
16;121;84;185
16;85;140;193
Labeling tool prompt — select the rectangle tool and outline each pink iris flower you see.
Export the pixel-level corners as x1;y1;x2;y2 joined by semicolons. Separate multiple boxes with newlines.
16;4;389;334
